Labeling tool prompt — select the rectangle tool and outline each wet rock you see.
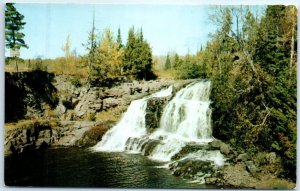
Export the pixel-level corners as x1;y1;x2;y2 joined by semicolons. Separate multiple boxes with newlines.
210;139;222;149
142;140;160;156
220;142;230;155
237;153;249;162
145;97;171;130
171;159;216;179
75;121;114;147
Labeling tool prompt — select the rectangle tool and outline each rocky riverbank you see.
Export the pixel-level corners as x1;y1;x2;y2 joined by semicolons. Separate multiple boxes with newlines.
4;120;115;156
168;138;296;189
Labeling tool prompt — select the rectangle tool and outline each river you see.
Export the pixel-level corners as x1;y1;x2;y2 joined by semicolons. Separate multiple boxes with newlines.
5;147;209;188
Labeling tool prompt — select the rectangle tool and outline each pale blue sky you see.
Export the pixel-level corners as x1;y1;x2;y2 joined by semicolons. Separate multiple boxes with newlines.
8;4;217;59
8;4;265;59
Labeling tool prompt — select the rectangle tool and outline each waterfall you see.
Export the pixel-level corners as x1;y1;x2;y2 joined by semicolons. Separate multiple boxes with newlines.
147;81;213;161
93;81;224;166
93;86;173;152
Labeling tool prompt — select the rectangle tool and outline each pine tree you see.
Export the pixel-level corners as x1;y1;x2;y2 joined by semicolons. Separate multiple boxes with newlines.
117;27;123;49
124;27;136;76
5;3;28;71
123;27;155;80
165;54;171;70
173;53;182;68
83;12;98;85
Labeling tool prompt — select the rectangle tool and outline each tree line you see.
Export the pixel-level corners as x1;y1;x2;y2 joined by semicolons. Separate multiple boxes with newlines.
164;5;297;181
82;20;156;86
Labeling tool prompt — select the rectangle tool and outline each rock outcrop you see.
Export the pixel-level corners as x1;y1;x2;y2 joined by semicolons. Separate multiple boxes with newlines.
4;120;112;156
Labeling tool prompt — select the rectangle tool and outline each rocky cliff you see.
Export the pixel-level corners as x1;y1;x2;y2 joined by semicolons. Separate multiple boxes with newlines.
5;71;194;122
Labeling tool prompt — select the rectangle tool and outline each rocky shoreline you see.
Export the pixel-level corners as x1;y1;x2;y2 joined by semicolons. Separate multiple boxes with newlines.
168;139;296;189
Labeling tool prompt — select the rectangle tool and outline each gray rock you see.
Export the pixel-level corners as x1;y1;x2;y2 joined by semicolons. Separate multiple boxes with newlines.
245;161;258;175
205;177;221;185
220;142;230;155
145;97;170;130
237;153;249;162
266;152;277;164
211;139;222;149
56;102;66;115
103;98;119;110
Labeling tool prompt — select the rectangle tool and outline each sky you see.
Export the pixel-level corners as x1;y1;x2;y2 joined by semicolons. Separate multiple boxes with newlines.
6;4;267;59
6;4;218;59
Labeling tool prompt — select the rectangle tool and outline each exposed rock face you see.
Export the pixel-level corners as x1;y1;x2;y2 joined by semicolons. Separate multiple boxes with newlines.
145;97;171;130
170;159;217;182
4;121;57;156
5;71;195;122
4;121;111;156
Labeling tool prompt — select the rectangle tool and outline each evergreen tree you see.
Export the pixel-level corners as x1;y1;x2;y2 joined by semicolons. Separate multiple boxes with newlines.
83;13;98;85
164;54;171;70
5;3;28;71
117;27;123;48
123;27;137;75
124;27;155;80
173;53;182;68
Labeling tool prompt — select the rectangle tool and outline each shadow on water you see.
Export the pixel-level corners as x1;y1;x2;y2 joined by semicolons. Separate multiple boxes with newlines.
5;147;210;188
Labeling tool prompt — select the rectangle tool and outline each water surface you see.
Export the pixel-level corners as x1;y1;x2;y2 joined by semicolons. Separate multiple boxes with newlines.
5;147;208;188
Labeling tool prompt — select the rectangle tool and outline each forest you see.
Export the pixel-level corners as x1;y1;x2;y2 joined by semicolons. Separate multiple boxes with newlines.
5;4;297;184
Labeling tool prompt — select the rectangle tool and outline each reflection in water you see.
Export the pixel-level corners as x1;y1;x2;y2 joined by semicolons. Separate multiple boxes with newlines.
5;147;208;188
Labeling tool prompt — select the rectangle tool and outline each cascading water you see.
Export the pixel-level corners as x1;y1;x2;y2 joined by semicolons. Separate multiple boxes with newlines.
93;81;224;167
93;86;173;152
148;81;214;161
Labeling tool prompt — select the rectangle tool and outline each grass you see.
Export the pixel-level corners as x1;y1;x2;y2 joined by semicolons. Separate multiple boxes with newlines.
256;177;296;189
153;68;178;79
95;106;126;123
5;119;60;130
5;57;88;79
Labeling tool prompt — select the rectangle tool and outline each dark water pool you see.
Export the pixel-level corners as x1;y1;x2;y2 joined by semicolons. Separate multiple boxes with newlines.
5;147;209;188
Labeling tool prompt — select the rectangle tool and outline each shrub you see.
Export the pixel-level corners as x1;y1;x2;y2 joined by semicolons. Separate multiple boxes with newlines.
88;113;96;121
71;77;82;88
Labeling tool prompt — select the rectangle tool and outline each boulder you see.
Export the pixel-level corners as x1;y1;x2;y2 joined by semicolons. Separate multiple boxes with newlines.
266;152;277;164
220;142;230;155
237;153;249;162
245;161;258;175
56;102;66;115
205;177;221;185
145;97;169;130
210;139;222;149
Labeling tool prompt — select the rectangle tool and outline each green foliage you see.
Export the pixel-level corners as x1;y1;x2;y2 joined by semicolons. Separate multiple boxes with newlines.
5;3;28;50
5;3;28;72
164;54;171;70
123;27;156;80
71;77;82;88
83;25;156;85
88;113;96;121
199;5;297;181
